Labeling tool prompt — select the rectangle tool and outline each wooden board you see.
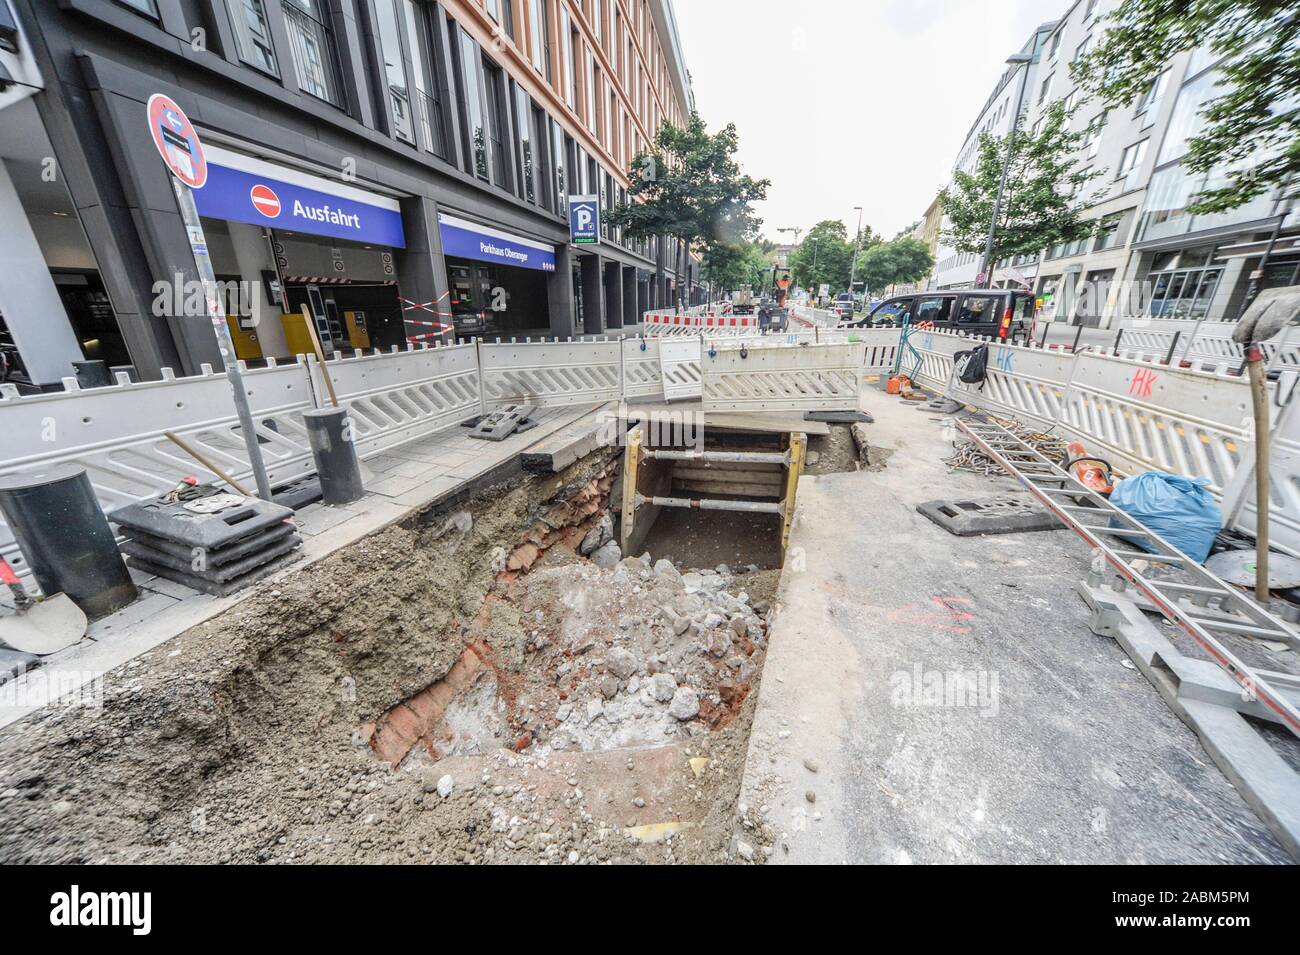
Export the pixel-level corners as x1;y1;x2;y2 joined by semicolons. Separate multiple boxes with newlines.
612;402;831;435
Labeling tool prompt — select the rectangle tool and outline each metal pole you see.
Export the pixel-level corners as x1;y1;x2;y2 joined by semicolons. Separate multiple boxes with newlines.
977;59;1031;289
171;178;274;500
848;206;864;301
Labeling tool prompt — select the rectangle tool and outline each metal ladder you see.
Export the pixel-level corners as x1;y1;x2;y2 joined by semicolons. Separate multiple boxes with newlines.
955;416;1300;740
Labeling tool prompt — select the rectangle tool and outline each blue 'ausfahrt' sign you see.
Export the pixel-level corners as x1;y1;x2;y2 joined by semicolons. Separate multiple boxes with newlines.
192;157;407;248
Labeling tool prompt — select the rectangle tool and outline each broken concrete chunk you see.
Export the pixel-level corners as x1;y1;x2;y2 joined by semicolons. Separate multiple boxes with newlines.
682;572;703;594
591;541;622;569
606;646;640;679
436;775;454;799
654;558;681;582
668;686;700;720
649;672;677;702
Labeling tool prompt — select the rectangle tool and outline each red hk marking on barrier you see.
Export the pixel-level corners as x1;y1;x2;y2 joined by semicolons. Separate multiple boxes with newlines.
1129;367;1157;399
885;596;975;634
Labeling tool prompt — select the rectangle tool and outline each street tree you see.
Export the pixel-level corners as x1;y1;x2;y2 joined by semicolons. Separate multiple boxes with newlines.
700;239;771;293
788;219;878;293
939;101;1104;267
607;112;769;309
1072;0;1300;214
856;238;935;293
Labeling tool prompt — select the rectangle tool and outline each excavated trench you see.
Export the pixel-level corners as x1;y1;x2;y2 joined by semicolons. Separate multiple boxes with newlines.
0;428;810;864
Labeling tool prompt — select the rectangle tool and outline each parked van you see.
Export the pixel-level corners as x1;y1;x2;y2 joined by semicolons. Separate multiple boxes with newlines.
846;289;1036;341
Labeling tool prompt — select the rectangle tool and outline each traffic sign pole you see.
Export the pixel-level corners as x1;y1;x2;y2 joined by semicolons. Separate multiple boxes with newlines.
171;178;274;500
147;93;273;501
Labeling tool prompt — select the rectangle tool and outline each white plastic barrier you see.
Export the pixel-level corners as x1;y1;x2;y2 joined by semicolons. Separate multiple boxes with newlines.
912;331;1265;500
621;337;664;399
702;341;868;413
478;338;623;409
659;339;704;401
1115;318;1300;369
309;343;482;458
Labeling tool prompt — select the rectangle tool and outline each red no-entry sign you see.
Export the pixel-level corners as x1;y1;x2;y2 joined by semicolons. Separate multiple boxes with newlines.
146;93;208;189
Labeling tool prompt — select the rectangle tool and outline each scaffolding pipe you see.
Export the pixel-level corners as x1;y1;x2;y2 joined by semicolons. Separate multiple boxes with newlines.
639;494;785;514
640;449;790;465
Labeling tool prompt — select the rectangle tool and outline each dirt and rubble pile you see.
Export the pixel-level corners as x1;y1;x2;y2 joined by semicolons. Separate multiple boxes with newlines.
0;447;779;864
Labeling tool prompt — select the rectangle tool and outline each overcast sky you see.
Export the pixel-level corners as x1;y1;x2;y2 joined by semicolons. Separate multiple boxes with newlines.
673;0;1065;243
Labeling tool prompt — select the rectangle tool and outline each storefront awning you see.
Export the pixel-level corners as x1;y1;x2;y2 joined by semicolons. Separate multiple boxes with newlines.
438;213;557;272
193;145;406;248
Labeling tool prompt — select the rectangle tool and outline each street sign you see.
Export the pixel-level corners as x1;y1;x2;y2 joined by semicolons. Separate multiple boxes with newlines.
146;93;208;189
146;93;272;500
568;194;600;245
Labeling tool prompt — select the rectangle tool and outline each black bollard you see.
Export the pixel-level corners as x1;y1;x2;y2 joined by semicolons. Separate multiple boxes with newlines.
0;464;137;619
303;408;364;505
72;360;111;389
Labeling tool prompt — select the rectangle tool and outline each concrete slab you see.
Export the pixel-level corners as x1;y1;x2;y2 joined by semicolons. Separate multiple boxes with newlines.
738;388;1292;864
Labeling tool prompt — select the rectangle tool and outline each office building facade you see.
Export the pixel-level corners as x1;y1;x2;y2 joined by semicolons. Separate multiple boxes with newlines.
0;0;697;388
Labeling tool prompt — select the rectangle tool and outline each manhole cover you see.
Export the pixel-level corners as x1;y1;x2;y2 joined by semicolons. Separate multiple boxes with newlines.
916;496;1064;537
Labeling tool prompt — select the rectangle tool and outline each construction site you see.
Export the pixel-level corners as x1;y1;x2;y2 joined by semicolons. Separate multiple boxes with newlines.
2;294;1300;868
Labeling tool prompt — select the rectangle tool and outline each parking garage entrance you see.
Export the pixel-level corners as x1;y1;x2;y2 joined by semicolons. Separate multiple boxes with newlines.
439;212;556;340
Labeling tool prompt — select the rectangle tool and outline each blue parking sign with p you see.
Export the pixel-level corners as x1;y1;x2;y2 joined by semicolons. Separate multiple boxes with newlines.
569;194;599;245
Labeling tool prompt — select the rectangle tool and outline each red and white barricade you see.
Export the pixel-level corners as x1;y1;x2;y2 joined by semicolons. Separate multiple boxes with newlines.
641;312;758;334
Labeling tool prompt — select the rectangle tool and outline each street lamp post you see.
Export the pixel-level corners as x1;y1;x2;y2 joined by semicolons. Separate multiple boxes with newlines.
977;52;1033;290
848;205;864;302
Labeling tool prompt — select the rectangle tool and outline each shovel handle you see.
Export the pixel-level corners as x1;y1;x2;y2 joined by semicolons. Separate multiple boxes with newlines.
0;557;33;611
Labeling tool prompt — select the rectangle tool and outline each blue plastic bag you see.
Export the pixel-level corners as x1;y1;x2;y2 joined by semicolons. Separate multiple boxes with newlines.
1109;471;1222;563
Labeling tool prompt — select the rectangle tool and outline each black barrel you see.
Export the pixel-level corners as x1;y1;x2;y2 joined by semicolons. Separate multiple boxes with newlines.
303;408;364;505
0;464;137;619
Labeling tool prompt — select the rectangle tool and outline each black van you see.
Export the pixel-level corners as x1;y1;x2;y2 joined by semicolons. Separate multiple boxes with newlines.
847;289;1036;341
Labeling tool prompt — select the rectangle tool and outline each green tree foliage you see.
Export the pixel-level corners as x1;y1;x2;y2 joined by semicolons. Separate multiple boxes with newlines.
700;239;772;292
1072;0;1299;214
939;101;1103;264
788;220;880;292
856;238;935;292
606;112;770;307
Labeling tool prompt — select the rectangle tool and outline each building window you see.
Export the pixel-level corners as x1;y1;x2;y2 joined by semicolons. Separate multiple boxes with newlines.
552;120;567;214
115;0;159;18
1047;31;1061;62
585;50;597;133
1136;70;1168;121
459;32;490;179
483;60;508;189
404;0;446;158
372;0;413;142
226;0;279;75
1083;112;1106;159
527;0;545;73
560;6;576;108
1093;212;1123;251
501;0;515;41
281;0;346;107
1117;139;1148;190
1073;37;1090;64
1147;265;1223;318
1038;73;1053;105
